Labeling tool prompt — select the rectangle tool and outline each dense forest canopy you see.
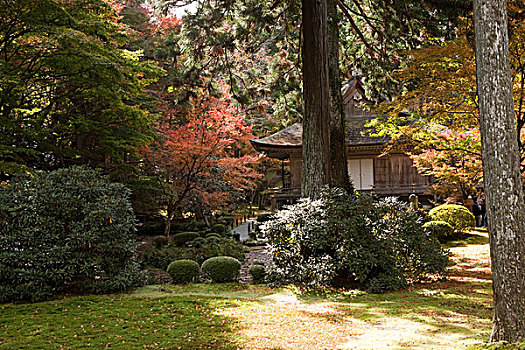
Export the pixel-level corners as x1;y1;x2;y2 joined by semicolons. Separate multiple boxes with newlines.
2;0;522;210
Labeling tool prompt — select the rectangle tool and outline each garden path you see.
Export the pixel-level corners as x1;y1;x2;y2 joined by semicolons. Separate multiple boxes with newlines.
232;219;256;241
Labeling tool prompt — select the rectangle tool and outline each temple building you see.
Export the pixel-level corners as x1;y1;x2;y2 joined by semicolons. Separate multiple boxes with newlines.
250;78;432;209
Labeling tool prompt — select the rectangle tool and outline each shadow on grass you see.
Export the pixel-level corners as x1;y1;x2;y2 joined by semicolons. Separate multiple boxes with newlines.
443;232;489;249
0;294;239;350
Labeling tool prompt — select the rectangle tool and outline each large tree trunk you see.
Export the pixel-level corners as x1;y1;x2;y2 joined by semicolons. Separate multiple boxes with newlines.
327;0;351;191
301;0;331;198
473;0;525;342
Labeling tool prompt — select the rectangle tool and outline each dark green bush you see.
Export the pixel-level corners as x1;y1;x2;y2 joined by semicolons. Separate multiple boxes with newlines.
423;220;454;242
153;235;169;247
191;237;206;246
221;216;234;226
211;223;227;234
248;264;266;283
140;236;245;269
428;204;475;234
228;232;241;241
0;167;139;302
262;188;449;292
257;213;273;222
173;232;200;247
201;256;241;282
166;260;200;284
252;260;266;266
180;220;207;232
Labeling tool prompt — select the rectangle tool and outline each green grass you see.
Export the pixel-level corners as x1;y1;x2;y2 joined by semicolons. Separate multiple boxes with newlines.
0;294;237;349
1;235;497;349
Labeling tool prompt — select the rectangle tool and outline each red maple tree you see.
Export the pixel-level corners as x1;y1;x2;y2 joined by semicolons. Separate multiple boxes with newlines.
140;88;262;236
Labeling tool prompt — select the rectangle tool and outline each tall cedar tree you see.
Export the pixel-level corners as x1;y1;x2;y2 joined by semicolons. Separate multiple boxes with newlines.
328;0;351;191
473;0;525;342
301;0;331;198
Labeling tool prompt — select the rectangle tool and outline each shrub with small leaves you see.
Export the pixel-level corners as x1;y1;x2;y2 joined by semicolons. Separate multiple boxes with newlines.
252;260;266;266
249;264;266;283
262;188;449;292
429;204;475;234
423;220;454;242
205;232;221;238
153;235;169;247
221;216;234;226
180;220;207;232
166;260;200;284
228;232;241;241
173;232;200;247
201;256;241;282
211;223;227;234
140;236;245;268
0;167;139;302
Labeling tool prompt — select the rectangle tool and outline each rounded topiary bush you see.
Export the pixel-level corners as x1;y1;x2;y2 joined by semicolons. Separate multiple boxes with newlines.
205;232;221;238
423;220;454;242
0;166;139;302
201;256;241;282
228;232;241;241
173;232;200;247
248;264;266;283
251;260;266;266
180;220;207;232
429;204;475;234
166;260;200;284
153;235;169;247
211;223;227;234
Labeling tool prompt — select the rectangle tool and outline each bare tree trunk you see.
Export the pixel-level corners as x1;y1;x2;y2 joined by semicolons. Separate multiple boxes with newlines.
163;216;172;238
327;0;351;191
302;0;331;198
473;0;525;342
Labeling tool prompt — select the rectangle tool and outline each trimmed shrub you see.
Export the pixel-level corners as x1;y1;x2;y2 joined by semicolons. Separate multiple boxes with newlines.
249;264;266;283
229;232;241;241
205;232;221;238
191;237;206;246
211;223;227;234
173;232;200;247
0;167;139;302
166;260;200;284
262;188;449;292
201;256;241;282
252;260;266;266
221;216;234;226
429;204;475;234
140;236;246;268
423;220;454;242
257;213;273;222
180;220;207;232
153;235;169;247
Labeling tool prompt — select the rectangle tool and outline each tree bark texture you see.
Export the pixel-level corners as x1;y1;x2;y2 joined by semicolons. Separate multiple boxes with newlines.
473;0;525;342
301;0;331;198
327;0;351;191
